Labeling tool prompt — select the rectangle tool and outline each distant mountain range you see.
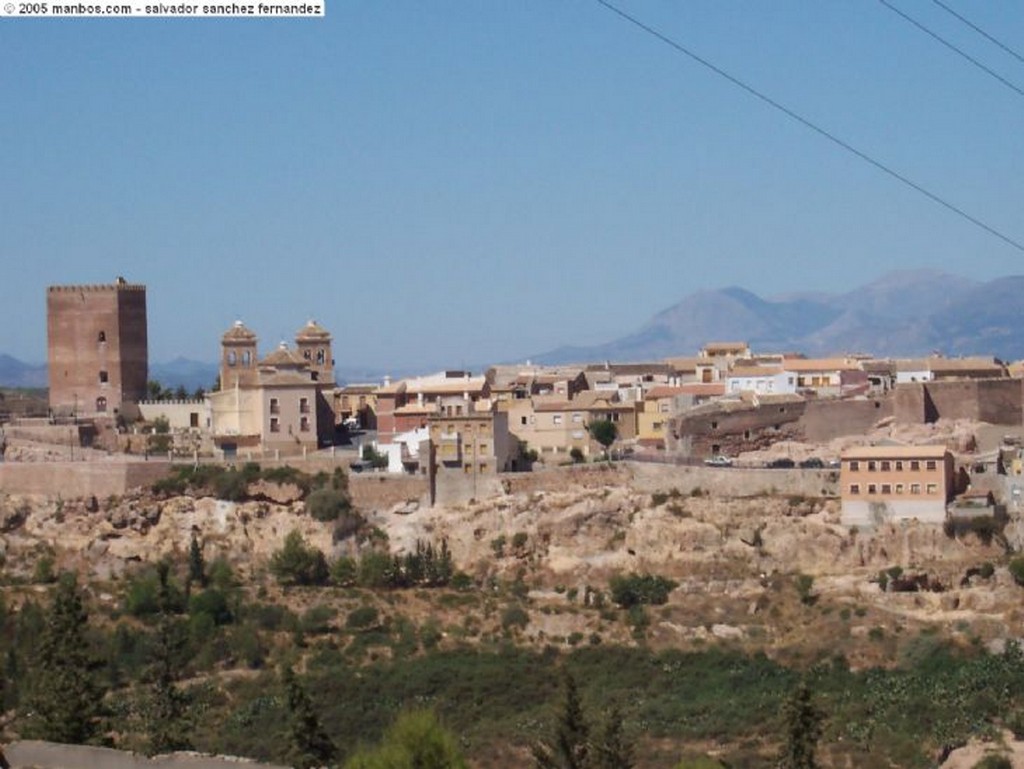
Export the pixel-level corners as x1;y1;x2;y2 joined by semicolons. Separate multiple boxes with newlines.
0;355;46;388
533;270;1024;364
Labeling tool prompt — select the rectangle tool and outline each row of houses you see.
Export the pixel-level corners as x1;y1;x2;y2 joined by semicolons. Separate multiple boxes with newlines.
138;329;1017;473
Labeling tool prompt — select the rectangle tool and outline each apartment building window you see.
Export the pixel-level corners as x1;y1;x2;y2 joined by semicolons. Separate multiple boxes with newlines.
925;460;937;471
849;460;859;471
270;418;280;433
926;483;938;494
521;416;528;426
270;398;280;415
868;484;877;494
910;483;921;494
553;415;563;426
880;461;891;471
910;461;920;471
478;443;488;453
300;417;310;432
299;398;310;414
98;370;108;384
895;461;904;471
895;484;904;494
867;461;877;471
849;484;860;495
881;484;892;494
572;413;582;423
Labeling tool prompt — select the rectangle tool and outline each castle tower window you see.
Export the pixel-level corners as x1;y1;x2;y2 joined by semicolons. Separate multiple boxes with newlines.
96;396;107;412
97;331;106;343
98;370;109;384
227;351;237;366
317;349;325;364
242;351;251;366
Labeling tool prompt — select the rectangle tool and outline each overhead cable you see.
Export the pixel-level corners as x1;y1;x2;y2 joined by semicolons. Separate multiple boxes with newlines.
929;0;1024;66
879;0;1024;99
593;0;1024;254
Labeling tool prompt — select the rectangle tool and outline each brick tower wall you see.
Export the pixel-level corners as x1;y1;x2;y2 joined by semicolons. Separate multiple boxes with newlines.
47;282;148;415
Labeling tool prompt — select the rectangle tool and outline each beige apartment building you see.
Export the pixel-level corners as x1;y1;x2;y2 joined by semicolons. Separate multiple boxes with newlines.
428;409;515;475
840;445;955;526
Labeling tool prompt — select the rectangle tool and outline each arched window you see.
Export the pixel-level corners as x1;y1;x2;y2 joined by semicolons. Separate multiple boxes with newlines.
227;351;237;366
316;349;326;364
96;396;107;413
242;351;251;366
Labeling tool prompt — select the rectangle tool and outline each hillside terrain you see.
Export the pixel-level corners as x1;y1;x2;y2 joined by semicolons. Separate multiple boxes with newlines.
1;457;1024;767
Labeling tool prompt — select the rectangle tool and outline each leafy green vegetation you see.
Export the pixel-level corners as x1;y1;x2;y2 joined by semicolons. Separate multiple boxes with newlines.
608;573;678;608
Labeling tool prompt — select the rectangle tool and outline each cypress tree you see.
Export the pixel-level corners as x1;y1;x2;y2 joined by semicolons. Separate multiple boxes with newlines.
778;681;824;769
22;574;101;744
533;669;591;769
188;532;206;588
283;666;336;769
145;563;192;755
594;704;634;769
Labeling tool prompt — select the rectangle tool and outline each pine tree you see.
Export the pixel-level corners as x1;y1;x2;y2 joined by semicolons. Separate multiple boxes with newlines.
533;669;591;769
283;666;336;769
778;681;824;769
22;574;101;744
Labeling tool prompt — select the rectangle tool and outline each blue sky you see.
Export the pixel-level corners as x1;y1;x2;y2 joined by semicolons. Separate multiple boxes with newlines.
2;1;1023;370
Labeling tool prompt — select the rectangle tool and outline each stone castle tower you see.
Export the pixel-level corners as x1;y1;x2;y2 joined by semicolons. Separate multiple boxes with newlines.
47;278;148;416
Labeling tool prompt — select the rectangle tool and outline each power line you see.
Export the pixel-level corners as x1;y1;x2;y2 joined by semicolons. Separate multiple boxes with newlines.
929;0;1024;66
878;0;1024;99
593;0;1024;255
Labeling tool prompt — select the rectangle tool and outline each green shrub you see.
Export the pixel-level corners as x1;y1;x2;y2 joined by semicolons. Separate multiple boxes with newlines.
1010;557;1024;587
347;606;379;630
501;605;529;631
609;573;678;608
331;556;357;587
979;562;995;579
269;530;329;587
305;487;353;522
189;589;233;626
795;573;816;605
301;604;336;634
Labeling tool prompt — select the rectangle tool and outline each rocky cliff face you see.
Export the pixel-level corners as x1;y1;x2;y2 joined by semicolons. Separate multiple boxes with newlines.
0;471;1016;664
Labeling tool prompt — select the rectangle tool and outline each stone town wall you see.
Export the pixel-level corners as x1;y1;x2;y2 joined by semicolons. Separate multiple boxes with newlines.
0;461;172;498
800;397;892;442
894;379;1024;425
